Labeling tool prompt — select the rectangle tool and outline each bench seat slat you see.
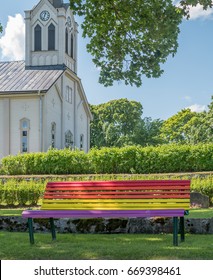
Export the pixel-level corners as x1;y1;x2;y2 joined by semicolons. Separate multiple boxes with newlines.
47;180;190;187
22;209;185;219
42;198;190;203
41;203;189;210
45;186;190;191
44;194;190;199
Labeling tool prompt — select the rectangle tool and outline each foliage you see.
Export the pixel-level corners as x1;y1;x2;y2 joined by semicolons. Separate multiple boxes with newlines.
160;97;213;144
132;117;164;146
1;148;91;175
0;179;44;206
90;99;164;148
160;109;196;143
0;24;2;33
70;0;212;87
0;173;213;206
2;144;213;176
90;98;143;147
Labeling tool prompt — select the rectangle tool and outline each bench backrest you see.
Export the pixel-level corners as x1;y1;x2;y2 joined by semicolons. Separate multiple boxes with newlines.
41;180;190;211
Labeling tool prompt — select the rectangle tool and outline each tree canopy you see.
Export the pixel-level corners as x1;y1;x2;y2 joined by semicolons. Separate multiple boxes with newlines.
90;98;143;147
90;98;164;148
160;97;213;144
90;96;213;148
70;0;212;87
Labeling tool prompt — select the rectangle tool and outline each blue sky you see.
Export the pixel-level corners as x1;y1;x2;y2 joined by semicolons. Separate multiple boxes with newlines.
0;0;213;120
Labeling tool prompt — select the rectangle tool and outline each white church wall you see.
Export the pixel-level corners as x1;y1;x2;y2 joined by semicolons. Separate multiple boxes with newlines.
63;76;75;142
10;97;40;155
75;87;89;152
44;84;62;150
0;99;4;159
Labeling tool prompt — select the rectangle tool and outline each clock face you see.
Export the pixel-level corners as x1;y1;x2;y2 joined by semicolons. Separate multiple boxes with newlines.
40;10;50;21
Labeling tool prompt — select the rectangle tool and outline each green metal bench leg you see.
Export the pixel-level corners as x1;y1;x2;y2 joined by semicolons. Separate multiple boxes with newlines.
173;217;178;246
50;218;56;240
28;218;34;244
180;216;185;242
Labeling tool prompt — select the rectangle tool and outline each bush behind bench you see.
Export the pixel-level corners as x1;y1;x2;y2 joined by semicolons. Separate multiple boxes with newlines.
1;144;213;175
0;174;213;207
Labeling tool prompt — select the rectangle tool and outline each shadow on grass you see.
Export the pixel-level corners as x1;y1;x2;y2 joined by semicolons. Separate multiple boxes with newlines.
0;232;213;260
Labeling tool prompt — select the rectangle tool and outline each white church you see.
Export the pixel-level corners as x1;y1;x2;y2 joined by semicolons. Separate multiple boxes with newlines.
0;0;92;160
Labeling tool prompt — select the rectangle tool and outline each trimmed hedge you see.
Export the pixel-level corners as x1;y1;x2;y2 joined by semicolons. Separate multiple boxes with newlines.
0;179;44;206
0;174;213;206
1;149;91;175
1;144;213;175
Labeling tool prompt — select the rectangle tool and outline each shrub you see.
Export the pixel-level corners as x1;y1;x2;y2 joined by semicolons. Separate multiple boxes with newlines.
1;149;92;175
1;144;213;175
0;179;45;206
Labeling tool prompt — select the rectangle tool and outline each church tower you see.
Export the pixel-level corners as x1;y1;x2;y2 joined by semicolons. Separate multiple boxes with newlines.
25;0;78;73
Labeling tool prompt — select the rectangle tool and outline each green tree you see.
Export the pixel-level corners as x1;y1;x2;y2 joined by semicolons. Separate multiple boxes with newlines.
0;23;2;33
160;97;213;144
132;117;164;146
160;109;196;143
186;96;213;143
70;0;212;87
90;98;143;147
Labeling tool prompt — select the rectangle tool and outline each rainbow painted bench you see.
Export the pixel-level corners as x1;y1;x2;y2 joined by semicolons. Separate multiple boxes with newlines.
22;180;190;246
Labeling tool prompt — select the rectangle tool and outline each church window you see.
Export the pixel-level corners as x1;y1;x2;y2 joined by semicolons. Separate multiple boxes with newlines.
66;86;72;103
51;122;56;148
34;24;42;51
20;119;30;153
65;28;68;54
48;23;55;50
71;34;74;58
65;130;73;148
80;134;84;150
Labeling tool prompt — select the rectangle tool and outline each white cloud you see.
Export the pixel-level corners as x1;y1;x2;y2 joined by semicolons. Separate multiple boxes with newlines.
186;104;207;113
174;1;213;20
0;14;25;61
189;4;213;20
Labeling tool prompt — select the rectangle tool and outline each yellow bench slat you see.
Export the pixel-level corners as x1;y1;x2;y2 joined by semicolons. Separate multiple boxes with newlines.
42;198;190;204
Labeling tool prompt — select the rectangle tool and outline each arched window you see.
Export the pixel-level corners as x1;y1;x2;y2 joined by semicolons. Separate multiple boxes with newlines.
80;134;84;150
71;34;74;58
65;28;68;54
20;118;30;153
65;130;74;148
51;122;56;148
48;23;55;50
34;24;42;51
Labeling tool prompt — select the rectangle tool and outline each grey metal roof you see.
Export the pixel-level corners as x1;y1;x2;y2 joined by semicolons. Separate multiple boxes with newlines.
0;61;64;94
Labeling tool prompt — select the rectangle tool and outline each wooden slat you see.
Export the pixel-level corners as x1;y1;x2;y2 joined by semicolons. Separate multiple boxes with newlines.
22;209;186;219
41;204;190;210
44;194;190;199
42;198;190;204
47;180;190;187
40;180;191;211
45;186;190;191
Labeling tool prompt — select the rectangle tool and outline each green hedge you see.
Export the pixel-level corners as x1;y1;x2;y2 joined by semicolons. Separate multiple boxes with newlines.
0;180;44;206
1;143;213;175
0;175;213;206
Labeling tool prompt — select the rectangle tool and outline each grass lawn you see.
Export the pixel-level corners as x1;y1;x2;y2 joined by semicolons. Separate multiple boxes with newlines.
0;208;213;218
0;232;213;260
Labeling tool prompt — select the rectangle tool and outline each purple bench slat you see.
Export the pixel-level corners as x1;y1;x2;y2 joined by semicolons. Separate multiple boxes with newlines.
22;209;185;219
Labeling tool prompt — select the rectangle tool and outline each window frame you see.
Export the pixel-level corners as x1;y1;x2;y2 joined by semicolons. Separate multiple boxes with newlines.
20;118;30;153
51;122;56;148
34;24;42;51
65;130;74;149
48;23;56;51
